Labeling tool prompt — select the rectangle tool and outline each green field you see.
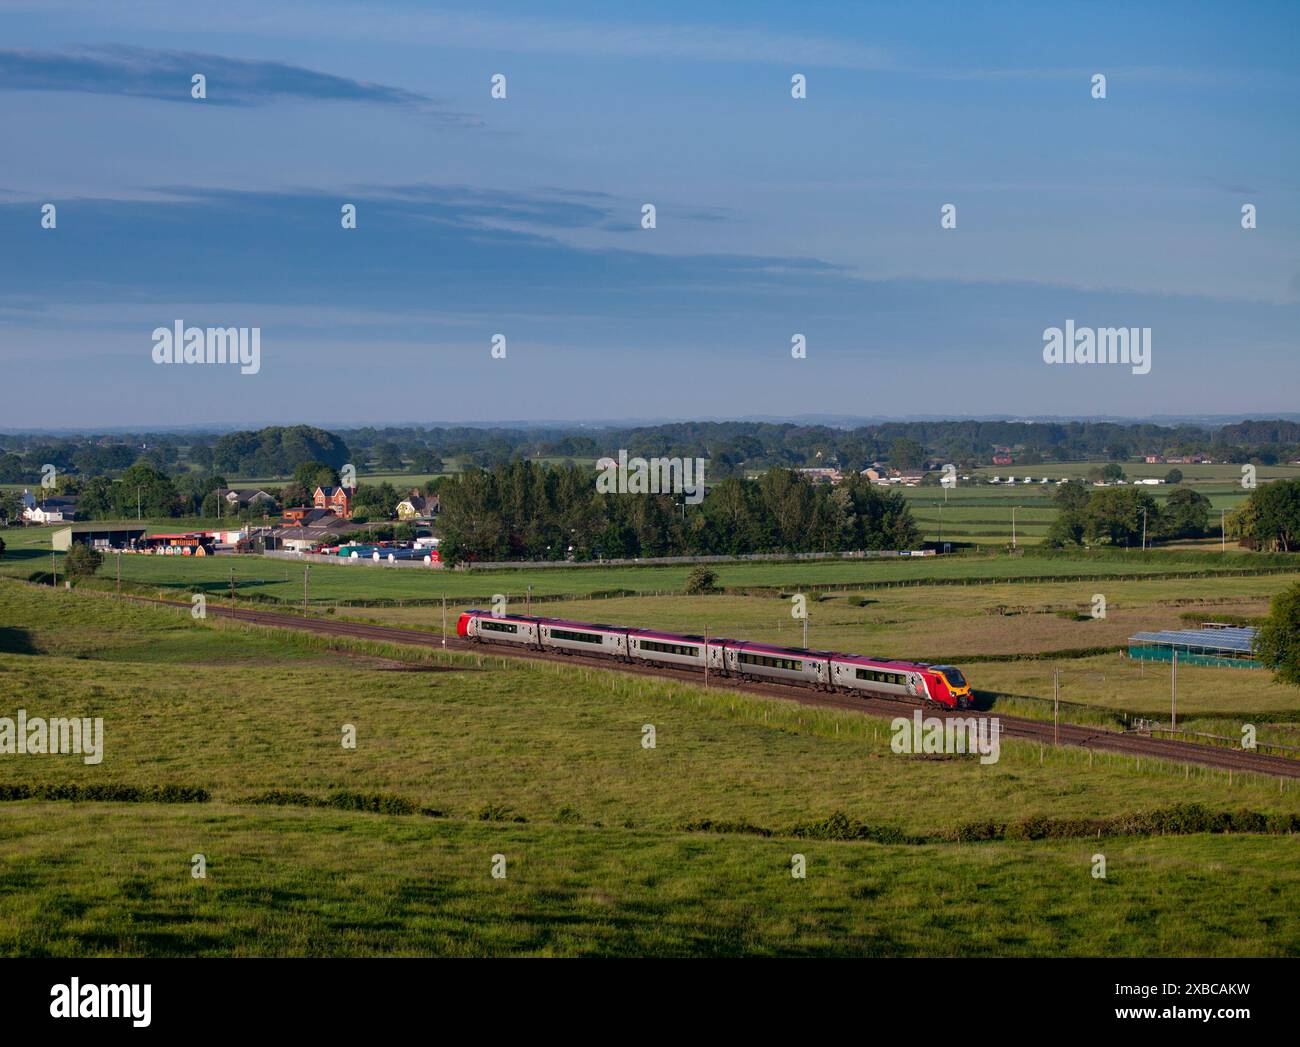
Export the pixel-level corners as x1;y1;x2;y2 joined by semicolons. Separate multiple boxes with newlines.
894;462;1300;545
1;580;1298;956
4;528;1294;605
352;572;1300;743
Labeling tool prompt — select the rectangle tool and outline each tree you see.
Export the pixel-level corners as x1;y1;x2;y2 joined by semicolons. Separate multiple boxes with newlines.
1256;583;1300;688
887;437;926;471
1164;468;1183;484
1100;463;1126;483
118;463;181;518
1250;479;1300;552
375;442;405;471
1161;487;1211;539
410;449;444;474
1224;499;1261;549
1081;487;1158;547
64;543;103;580
293;461;338;492
1053;480;1090;513
684;566;719;594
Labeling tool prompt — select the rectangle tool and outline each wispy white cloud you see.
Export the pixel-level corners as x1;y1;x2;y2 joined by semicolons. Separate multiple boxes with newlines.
0;44;478;120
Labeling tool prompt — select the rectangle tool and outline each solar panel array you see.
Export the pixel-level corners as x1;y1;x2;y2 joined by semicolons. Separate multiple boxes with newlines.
1128;627;1258;653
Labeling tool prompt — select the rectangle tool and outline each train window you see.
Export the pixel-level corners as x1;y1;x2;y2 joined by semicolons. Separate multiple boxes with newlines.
740;652;802;671
550;628;604;644
641;639;700;657
481;620;519;634
856;668;902;684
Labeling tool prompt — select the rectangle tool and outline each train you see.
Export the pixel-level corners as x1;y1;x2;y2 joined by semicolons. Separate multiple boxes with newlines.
455;609;973;709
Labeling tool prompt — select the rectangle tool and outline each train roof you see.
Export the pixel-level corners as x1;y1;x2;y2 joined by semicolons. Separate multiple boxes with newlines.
830;652;930;670
731;640;836;658
631;628;710;642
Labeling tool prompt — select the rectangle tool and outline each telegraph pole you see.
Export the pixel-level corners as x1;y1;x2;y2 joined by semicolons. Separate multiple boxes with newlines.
441;595;447;648
1221;508;1226;553
704;625;709;687
303;565;309;617
1053;667;1060;747
116;550;121;597
1171;650;1178;731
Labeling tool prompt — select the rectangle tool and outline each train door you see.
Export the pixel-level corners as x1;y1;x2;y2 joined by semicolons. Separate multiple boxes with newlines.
707;641;727;676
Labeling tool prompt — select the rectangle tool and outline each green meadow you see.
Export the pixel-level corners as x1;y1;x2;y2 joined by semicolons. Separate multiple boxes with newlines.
0;580;1297;956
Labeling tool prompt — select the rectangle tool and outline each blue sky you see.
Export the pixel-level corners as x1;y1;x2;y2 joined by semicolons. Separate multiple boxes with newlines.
0;0;1297;428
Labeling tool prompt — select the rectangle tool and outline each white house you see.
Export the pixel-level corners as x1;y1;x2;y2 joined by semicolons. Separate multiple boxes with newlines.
21;491;78;524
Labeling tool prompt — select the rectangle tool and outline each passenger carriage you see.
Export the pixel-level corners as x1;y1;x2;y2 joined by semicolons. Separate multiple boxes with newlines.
628;629;709;670
458;610;541;647
537;618;629;659
725;641;833;688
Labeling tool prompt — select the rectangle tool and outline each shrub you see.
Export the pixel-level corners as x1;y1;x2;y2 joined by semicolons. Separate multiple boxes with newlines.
678;818;772;837
326;791;416;815
477;802;527;823
786;810;912;844
64;543;104;580
684;566;720;595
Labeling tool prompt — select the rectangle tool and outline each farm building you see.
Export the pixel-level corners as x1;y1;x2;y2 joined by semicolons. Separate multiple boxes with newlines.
51;524;148;552
1127;626;1261;669
139;533;215;555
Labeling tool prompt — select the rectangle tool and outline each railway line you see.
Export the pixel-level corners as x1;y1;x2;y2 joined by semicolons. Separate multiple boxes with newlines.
137;594;1300;780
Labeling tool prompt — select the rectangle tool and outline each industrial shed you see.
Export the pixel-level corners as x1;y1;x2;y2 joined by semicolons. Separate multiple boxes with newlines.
1127;626;1261;669
51;525;148;552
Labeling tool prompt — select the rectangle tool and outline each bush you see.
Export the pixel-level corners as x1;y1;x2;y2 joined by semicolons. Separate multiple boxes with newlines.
786;810;912;844
63;543;103;580
326;791;416;815
684;566;720;594
477;802;527;823
0;783;209;803
678;818;772;837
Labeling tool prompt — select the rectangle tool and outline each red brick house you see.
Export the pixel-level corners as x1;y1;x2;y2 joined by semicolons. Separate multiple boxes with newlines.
992;452;1013;466
313;486;355;519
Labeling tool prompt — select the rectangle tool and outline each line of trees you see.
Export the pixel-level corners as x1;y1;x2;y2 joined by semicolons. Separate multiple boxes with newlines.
1226;479;1300;552
435;461;919;564
7;417;1299;490
1045;482;1212;547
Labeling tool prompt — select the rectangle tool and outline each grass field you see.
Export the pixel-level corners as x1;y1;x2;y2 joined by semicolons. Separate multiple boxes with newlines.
353;573;1292;660
1;579;1298;956
350;573;1300;740
4;528;1294;606
4;807;1296;957
895;462;1300;544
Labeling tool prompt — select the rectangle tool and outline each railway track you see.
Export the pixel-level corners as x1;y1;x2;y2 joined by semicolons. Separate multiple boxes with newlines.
136;594;1300;780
